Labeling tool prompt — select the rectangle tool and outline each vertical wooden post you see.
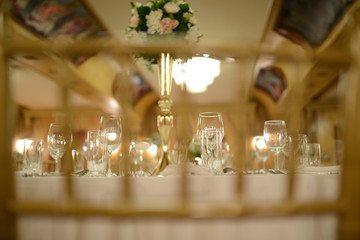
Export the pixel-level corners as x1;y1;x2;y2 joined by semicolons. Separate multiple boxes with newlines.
337;17;360;239
0;4;17;239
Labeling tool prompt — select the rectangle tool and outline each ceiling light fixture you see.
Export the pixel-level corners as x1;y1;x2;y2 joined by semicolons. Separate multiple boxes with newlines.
173;56;221;94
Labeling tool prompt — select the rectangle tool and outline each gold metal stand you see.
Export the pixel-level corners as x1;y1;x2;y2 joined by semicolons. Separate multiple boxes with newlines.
153;53;174;176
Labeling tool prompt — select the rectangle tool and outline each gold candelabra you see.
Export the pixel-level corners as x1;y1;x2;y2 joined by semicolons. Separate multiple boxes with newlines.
153;53;174;176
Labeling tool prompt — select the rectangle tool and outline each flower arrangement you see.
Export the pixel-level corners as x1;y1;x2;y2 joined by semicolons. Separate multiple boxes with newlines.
126;0;201;65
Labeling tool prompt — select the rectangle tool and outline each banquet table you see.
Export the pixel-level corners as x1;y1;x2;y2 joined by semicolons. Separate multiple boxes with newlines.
15;173;340;240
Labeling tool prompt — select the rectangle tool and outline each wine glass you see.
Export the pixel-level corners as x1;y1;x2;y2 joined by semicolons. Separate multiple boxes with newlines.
99;115;122;177
254;136;271;174
263;120;287;173
197;112;224;174
47;123;72;175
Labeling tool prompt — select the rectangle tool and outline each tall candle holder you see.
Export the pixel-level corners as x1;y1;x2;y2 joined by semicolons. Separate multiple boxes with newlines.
126;0;201;175
153;53;174;176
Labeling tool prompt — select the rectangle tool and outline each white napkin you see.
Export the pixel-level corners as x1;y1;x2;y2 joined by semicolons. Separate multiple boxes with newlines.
296;165;341;174
160;163;213;176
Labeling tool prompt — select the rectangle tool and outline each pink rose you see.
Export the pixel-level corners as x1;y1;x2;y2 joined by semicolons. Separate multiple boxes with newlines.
129;14;139;28
161;18;179;33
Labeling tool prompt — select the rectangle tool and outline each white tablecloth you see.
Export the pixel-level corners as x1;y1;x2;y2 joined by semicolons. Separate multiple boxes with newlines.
15;174;340;240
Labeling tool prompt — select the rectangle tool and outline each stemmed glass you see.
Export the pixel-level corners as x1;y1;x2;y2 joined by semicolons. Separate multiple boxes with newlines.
263;120;287;173
254;136;271;174
197;112;224;174
47;123;72;175
99;115;122;177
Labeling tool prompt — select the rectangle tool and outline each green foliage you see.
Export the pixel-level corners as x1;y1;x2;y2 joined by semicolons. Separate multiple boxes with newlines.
175;22;189;32
179;3;189;12
136;18;148;32
137;6;151;18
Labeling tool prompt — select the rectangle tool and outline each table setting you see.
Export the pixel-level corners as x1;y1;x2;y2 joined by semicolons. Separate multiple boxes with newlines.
15;109;341;178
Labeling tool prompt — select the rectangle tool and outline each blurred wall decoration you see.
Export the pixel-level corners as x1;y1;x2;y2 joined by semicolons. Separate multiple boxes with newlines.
275;0;355;48
255;66;287;102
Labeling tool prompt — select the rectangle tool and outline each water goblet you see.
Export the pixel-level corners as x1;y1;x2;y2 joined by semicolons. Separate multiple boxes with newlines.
99;115;122;177
254;136;271;174
307;143;321;167
197;112;224;174
23;138;43;176
130;138;151;176
280;136;292;172
47;123;72;175
85;130;107;176
263;120;287;173
71;149;85;175
295;134;308;169
169;143;187;165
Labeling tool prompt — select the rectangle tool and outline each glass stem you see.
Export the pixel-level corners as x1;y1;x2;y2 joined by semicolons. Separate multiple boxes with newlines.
274;153;279;171
55;157;61;174
107;151;112;174
139;150;144;162
262;160;266;171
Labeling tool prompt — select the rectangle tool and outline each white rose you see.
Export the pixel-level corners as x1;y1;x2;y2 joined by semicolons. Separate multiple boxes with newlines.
134;2;142;8
189;16;197;25
183;12;191;20
164;2;180;14
146;10;163;34
126;30;147;43
185;25;200;42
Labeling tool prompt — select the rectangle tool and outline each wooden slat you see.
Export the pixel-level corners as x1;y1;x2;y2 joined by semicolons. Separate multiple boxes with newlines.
10;200;342;219
337;47;360;240
0;6;17;240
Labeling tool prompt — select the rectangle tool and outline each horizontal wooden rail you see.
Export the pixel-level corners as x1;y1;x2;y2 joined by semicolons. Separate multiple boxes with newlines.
2;39;352;63
11;200;343;219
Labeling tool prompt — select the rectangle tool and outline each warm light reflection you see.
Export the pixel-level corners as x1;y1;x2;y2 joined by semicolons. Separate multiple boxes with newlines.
108;98;120;111
195;157;202;165
16;139;25;153
107;132;118;141
111;144;121;156
173;56;221;93
147;144;158;157
225;143;230;152
255;137;267;150
252;136;265;149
